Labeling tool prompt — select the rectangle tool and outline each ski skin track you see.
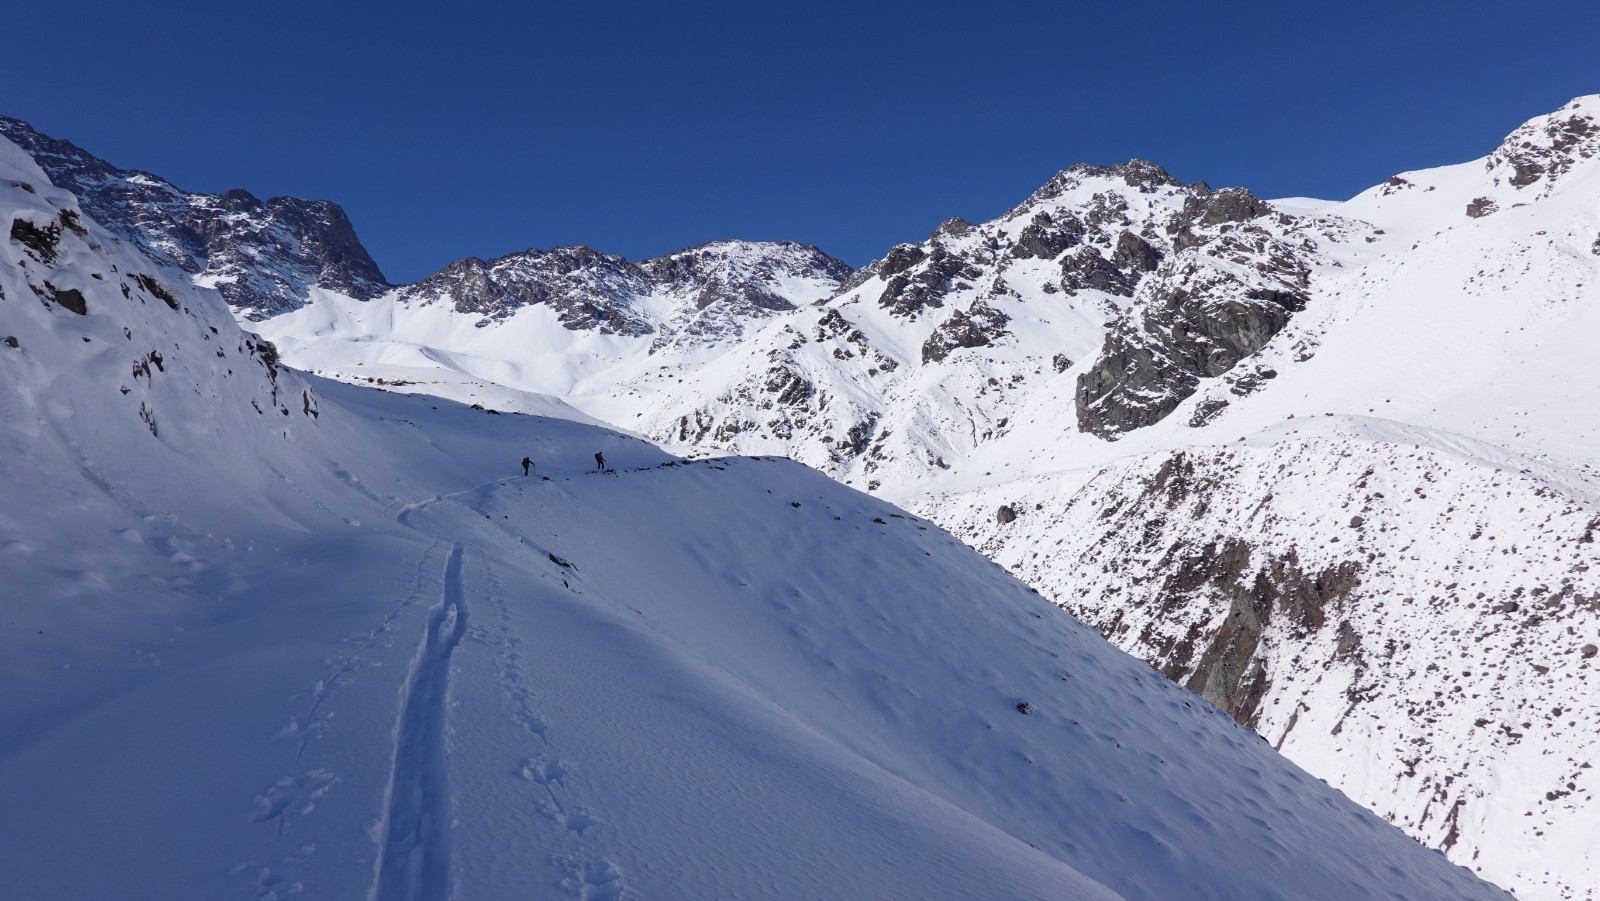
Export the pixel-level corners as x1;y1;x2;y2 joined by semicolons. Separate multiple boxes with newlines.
370;542;469;901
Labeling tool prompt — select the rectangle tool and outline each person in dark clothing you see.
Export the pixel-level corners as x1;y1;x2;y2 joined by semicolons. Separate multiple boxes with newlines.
521;456;533;475
594;451;606;471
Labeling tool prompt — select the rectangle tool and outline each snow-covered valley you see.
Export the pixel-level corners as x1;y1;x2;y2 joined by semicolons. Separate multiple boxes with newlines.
3;96;1596;899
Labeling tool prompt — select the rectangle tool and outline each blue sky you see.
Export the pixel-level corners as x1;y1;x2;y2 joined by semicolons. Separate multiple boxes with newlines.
4;1;1597;281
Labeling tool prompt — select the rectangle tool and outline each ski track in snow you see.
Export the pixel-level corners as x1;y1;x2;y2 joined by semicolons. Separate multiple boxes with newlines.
382;471;629;899
239;540;451;899
371;542;469;901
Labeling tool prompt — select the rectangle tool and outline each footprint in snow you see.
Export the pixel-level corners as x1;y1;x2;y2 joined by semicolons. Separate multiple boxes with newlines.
561;807;601;836
559;855;626;901
249;770;337;828
518;757;568;787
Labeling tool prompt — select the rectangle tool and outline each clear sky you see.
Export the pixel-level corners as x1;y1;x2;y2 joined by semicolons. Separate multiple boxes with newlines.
4;1;1597;281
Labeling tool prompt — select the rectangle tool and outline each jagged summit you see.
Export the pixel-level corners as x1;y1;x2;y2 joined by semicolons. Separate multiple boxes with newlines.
0;115;390;319
397;236;852;342
1483;94;1600;194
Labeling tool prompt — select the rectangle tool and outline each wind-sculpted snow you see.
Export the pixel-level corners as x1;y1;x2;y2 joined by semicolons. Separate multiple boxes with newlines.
0;142;1508;898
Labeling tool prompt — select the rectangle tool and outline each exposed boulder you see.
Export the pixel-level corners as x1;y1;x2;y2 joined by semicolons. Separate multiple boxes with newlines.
10;216;60;264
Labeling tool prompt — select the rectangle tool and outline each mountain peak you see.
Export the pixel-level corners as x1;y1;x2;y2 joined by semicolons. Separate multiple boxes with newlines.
1485;94;1600;193
0;114;390;317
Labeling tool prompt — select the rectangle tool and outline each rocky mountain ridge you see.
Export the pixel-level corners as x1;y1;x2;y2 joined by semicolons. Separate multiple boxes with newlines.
0;116;850;334
0;116;390;319
399;238;851;344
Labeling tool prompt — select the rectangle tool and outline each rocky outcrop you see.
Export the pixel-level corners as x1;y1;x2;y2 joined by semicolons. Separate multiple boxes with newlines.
1485;97;1600;195
645;240;851;342
403;247;656;335
0;116;389;317
1150;537;1360;724
403;239;852;341
921;299;1011;363
1011;210;1085;260
1074;224;1312;438
878;244;980;317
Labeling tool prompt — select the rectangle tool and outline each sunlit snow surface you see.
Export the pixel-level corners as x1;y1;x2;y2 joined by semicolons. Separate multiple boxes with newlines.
0;140;1508;898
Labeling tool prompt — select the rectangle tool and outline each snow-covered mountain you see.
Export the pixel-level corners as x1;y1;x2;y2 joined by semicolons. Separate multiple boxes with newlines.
397;237;849;343
908;97;1600;897
0;115;390;318
0;136;1507;899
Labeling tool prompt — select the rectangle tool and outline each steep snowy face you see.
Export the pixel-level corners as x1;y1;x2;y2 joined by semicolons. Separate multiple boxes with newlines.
0;116;389;318
925;430;1600;898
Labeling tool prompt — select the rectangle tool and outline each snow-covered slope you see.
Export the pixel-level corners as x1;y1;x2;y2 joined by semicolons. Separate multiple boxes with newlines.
0;138;1509;898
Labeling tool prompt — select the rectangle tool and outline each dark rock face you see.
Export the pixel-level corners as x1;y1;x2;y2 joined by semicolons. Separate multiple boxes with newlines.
1111;231;1162;273
1165;540;1360;724
41;282;87;315
404;247;655;336
0;116;390;318
1074;226;1312;438
1466;197;1499;218
878;245;979;317
1059;246;1136;296
1186;186;1273;227
10;216;62;263
1485;101;1600;193
1078;452;1363;726
403;239;852;339
996;504;1017;525
1011;211;1084;260
921;299;1012;364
